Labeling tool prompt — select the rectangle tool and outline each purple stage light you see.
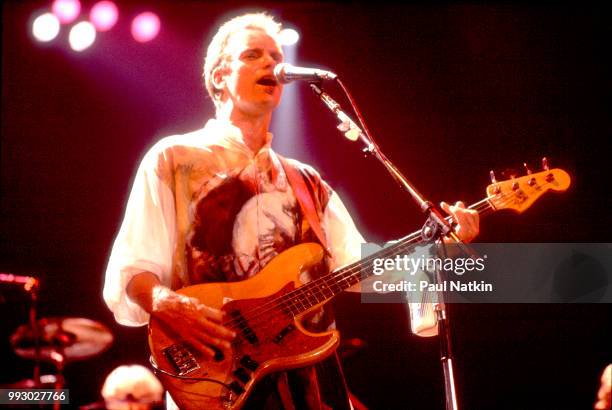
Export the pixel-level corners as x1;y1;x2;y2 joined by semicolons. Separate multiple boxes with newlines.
131;12;160;43
90;1;118;32
52;0;81;24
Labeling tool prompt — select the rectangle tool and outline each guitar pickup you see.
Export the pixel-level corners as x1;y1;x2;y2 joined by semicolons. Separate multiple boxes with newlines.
273;324;295;344
240;355;259;371
228;381;245;395
242;327;259;345
231;309;259;345
163;343;200;376
233;367;251;384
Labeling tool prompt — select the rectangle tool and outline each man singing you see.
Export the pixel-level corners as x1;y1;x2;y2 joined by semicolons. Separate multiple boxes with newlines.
104;12;479;409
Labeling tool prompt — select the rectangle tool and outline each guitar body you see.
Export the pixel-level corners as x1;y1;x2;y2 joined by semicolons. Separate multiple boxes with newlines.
148;243;340;410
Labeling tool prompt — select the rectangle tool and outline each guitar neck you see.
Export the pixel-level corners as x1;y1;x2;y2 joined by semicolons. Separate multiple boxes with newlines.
279;166;571;316
282;198;495;316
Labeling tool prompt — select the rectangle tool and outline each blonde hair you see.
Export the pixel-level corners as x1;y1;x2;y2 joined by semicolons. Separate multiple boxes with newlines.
203;13;282;109
101;364;163;408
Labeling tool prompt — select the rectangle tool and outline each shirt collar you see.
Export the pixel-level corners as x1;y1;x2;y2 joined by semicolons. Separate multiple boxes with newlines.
204;119;273;158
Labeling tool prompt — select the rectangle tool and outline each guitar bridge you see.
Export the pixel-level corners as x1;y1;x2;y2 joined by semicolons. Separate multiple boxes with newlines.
163;343;200;376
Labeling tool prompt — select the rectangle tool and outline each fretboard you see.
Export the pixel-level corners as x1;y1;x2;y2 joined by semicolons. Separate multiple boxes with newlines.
281;198;494;316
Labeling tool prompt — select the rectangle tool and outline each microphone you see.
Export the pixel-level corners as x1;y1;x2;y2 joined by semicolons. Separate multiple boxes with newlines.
274;63;337;84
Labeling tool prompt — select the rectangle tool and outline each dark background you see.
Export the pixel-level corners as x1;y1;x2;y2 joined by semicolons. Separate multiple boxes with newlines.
1;1;610;409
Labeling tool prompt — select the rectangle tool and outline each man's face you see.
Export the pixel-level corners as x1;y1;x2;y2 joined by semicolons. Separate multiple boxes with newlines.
219;28;284;116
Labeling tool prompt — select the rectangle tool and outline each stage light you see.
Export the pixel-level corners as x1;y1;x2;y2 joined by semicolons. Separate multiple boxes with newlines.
131;12;160;43
270;39;306;159
69;21;96;52
52;0;81;24
279;28;299;46
32;13;61;42
90;1;118;32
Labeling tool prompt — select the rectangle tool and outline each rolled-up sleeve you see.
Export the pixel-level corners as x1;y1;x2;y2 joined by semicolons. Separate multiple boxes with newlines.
103;148;176;326
322;191;365;271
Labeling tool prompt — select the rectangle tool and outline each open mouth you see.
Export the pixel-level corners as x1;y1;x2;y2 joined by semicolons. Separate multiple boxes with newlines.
256;76;278;87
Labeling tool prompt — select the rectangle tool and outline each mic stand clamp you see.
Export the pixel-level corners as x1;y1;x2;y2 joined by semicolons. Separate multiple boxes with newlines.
309;83;374;154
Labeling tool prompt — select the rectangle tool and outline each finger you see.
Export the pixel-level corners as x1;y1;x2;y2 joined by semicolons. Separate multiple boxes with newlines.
457;214;477;236
195;303;225;323
194;328;233;351
190;339;218;360
440;201;451;214
455;212;479;242
153;315;220;359
463;209;479;231
200;318;237;341
154;305;233;342
455;201;466;208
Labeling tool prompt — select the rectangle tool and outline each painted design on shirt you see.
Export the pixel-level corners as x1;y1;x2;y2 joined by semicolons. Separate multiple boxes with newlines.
185;153;316;284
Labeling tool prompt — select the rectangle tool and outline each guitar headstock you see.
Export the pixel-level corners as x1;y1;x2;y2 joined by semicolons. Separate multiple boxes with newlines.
486;166;571;213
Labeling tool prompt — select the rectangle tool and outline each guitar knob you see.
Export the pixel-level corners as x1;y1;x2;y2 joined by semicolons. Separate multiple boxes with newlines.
542;157;549;171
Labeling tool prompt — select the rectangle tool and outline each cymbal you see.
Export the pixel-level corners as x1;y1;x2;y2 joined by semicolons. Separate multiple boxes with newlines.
11;317;113;363
0;374;57;389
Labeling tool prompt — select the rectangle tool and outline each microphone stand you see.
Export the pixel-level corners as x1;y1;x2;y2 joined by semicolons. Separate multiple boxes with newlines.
29;281;41;389
310;82;469;410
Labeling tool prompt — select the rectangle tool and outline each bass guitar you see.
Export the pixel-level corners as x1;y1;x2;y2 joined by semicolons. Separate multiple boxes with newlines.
149;166;571;410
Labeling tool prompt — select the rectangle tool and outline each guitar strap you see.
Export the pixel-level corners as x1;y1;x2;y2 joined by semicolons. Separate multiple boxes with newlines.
276;155;337;409
278;155;330;253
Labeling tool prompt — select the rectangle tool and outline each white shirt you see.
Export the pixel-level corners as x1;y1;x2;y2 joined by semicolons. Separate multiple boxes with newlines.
104;119;364;326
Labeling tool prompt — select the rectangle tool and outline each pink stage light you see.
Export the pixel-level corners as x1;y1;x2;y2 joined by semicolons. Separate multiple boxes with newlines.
131;12;160;43
90;1;118;32
52;0;81;24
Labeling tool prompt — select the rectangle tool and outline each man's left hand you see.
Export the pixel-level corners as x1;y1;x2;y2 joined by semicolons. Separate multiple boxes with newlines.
440;201;480;243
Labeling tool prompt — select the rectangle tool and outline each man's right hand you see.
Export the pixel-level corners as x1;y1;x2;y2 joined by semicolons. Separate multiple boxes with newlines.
127;271;236;360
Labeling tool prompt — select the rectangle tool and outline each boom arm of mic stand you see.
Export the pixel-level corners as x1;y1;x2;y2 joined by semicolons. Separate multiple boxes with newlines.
309;81;473;256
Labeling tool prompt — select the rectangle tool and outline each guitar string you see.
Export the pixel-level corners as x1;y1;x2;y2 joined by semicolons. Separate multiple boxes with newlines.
222;197;498;332
223;200;496;335
222;200;505;348
221;196;495;333
224;211;488;348
220;181;551;336
249;177;553;323
275;206;485;312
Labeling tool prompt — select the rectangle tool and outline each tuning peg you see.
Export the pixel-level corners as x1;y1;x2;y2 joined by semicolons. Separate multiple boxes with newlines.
524;162;536;186
489;170;501;194
511;176;519;191
489;170;497;184
541;157;556;182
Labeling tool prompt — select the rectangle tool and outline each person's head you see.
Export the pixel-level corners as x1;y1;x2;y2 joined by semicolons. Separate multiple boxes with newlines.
203;13;284;117
101;365;163;410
